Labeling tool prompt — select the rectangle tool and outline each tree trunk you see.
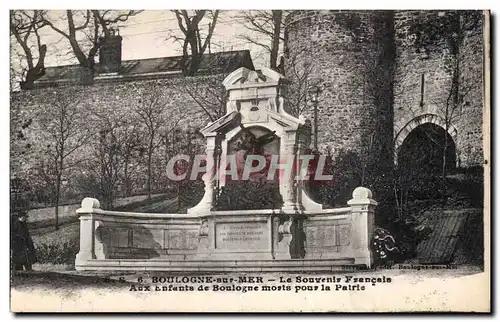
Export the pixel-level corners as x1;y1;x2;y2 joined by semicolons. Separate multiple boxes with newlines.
103;173;112;210
441;132;448;192
442;43;460;193
147;145;153;200
188;55;201;76
21;44;47;90
177;181;181;211
124;157;131;197
54;174;61;231
107;180;114;209
270;10;282;70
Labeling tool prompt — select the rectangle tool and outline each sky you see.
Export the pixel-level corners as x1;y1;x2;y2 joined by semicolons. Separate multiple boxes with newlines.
30;10;271;69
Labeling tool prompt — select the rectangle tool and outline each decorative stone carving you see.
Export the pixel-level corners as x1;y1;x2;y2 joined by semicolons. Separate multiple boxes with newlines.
199;220;209;236
267;97;277;112
278;217;293;235
275;216;294;259
94;220;107;259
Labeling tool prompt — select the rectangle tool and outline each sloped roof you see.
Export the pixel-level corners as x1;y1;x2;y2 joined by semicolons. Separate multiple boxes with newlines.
34;50;254;86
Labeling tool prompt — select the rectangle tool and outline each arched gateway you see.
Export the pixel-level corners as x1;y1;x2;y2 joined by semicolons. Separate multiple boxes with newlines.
394;114;458;165
74;67;379;271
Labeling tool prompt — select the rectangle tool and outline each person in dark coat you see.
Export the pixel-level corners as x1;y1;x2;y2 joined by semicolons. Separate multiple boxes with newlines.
11;210;37;271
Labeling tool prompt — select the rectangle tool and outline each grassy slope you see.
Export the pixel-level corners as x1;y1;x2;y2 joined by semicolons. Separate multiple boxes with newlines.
27;193;167;229
31;194;179;245
28;193;177;267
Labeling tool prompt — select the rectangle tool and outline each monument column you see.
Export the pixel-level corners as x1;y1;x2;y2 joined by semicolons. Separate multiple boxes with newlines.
188;136;216;214
279;132;298;211
347;187;377;268
294;125;312;210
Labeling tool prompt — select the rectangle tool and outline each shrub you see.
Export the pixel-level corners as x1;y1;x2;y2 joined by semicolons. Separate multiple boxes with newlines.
35;240;79;265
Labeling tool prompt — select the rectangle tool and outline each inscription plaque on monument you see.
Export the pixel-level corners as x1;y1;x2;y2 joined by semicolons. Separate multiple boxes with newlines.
110;228;130;248
215;222;268;250
305;225;337;247
336;224;351;246
166;230;198;250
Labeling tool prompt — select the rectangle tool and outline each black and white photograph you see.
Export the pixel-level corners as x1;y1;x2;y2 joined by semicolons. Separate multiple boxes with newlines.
9;8;490;312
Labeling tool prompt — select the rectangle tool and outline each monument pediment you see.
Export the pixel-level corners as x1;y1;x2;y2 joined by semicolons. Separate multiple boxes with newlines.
201;111;241;136
199;67;307;137
192;66;319;214
222;67;286;89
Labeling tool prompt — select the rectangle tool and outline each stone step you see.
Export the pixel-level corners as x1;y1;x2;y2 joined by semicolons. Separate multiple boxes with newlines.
77;258;358;272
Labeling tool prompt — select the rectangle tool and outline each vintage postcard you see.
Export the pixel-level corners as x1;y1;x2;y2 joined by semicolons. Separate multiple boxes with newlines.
9;9;490;312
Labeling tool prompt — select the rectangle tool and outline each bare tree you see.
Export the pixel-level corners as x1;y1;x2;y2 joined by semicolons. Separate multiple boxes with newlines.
82;111;127;209
75;106;145;204
236;10;286;70
169;10;220;76
41;10;141;70
120;122;142;197
133;82;186;199
10;10;47;90
284;47;315;117
134;84;164;200
35;89;90;230
182;51;235;122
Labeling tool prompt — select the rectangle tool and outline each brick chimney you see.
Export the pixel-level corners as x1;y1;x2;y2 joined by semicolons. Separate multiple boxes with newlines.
99;29;122;73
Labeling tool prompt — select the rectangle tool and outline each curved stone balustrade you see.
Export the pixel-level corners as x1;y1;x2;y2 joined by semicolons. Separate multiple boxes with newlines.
75;187;377;271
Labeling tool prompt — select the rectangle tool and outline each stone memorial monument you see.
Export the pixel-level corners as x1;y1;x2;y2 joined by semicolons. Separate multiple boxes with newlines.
75;67;378;271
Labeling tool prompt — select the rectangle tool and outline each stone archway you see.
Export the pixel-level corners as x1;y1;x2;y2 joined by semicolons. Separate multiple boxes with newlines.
395;123;457;199
397;123;457;173
394;114;458;164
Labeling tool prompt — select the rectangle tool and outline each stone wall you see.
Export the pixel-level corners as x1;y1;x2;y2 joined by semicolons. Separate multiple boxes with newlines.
284;10;484;170
393;10;484;168
456;18;484;167
11;75;218;133
10;75;221;200
284;10;395;187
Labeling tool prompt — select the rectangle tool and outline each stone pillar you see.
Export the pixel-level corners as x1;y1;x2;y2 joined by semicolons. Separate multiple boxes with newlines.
75;198;101;268
295;124;322;211
188;136;216;214
280;134;298;210
347;187;377;268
